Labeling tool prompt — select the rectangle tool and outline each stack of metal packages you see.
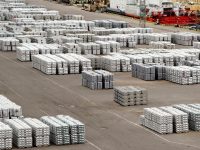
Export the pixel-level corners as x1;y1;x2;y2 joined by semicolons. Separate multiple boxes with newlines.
63;14;84;20
61;43;81;54
40;116;70;145
75;34;94;43
160;106;189;133
16;44;39;61
114;86;148;106
150;41;175;49
4;119;32;148
171;32;199;46
0;37;19;51
95;41;111;55
84;55;102;70
79;42;100;55
174;104;200;131
57;115;85;144
140;108;173;134
61;37;83;44
16;35;31;43
108;41;120;52
132;63;156;81
31;43;62;54
165;66;200;85
0;122;12;150
23;118;50;147
56;54;80;74
93;20;113;29
67;53;92;72
184;60;200;66
30;37;46;44
82;70;113;90
44;54;68;75
32;55;57;75
0;95;22;119
193;42;200;49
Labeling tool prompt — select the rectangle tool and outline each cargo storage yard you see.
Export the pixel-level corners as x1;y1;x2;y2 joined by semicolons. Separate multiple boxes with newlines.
0;0;200;150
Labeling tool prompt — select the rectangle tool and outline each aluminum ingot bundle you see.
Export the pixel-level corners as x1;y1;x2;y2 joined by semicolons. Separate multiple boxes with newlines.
23;118;50;147
84;55;102;70
79;42;100;55
56;115;85;144
173;104;200;131
193;42;200;49
62;14;84;20
0;37;19;51
40;116;70;145
160;106;189;133
0;122;12;150
0;95;22;119
61;43;81;54
165;66;200;85
4;119;32;148
82;70;113;90
140;108;173;134
146;33;171;44
172;32;199;46
114;86;148;106
150;41;175;49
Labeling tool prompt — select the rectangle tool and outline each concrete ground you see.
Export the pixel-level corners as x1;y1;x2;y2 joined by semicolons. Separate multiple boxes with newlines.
0;0;200;150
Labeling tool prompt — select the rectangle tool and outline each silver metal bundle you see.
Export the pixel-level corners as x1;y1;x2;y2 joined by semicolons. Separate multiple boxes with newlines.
171;32;199;46
67;53;92;72
45;54;68;75
114;86;148;106
31;43;62;54
173;104;200;131
79;42;100;55
146;33;171;44
193;42;200;49
63;14;84;20
32;55;57;75
22;30;47;37
0;95;22;119
95;41;111;55
82;70;113;90
101;55;121;72
0;122;12;150
94;35;117;41
62;43;81;54
75;33;94;42
0;37;19;51
84;55;102;70
4;119;32;148
165;66;200;85
93;20;113;29
141;108;173;134
132;63;156;81
150;41;175;49
16;35;31;43
107;41;120;52
56;54;79;74
23;118;50;147
184;60;200;66
56;115;85;144
160;106;189;133
30;37;46;44
40;116;70;145
61;37;83;44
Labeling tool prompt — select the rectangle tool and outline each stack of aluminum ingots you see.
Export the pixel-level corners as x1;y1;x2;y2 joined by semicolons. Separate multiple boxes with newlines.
45;54;68;75
108;41;120;52
132;63;156;81
79;42;100;55
63;14;84;20
0;37;19;51
4;119;32;148
140;108;173;134
57;115;85;144
61;43;81;54
31;43;62;54
184;60;200;66
30;36;46;44
150;41;175;49
171;32;199;46
174;104;200;131
160;106;189;133
82;70;113;90
84;55;102;70
93;20;113;29
114;86;148;106
32;55;57;75
75;34;94;42
56;54;80;74
95;41;111;55
67;53;92;72
0;95;22;119
0;122;12;150
146;33;171;44
165;66;200;85
23;118;50;147
16;35;31;43
61;37;83;44
16;43;39;61
101;55;131;72
193;42;200;49
40;116;70;145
